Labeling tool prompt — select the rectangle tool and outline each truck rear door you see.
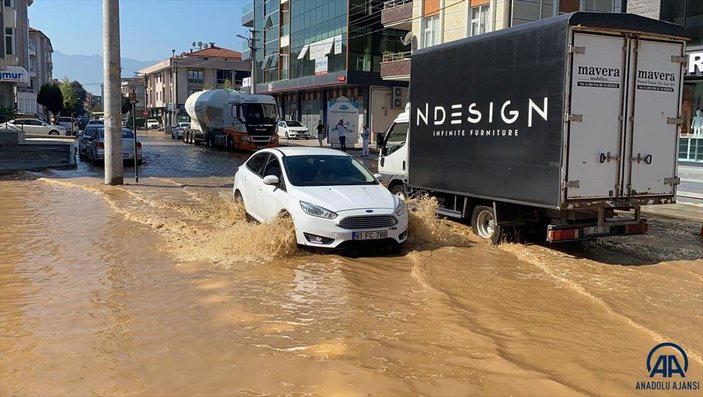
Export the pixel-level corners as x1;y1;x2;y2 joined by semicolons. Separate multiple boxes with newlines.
624;39;683;198
566;33;627;200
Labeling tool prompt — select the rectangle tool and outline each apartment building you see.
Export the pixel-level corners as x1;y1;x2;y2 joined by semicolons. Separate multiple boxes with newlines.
241;0;410;138
0;0;31;112
381;0;624;82
19;27;53;115
120;78;145;116
139;44;250;128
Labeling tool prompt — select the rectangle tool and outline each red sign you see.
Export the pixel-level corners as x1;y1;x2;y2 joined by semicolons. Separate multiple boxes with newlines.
142;111;148;116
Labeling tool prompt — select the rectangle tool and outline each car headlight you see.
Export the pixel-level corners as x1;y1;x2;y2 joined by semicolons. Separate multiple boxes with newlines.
395;197;407;217
300;201;337;219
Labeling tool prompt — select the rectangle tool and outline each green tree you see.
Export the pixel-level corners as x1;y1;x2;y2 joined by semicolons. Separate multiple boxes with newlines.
60;77;76;115
121;96;132;114
222;79;233;89
36;83;63;118
69;81;88;116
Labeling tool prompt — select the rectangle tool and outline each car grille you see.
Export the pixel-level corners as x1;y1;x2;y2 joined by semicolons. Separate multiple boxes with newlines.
338;215;397;229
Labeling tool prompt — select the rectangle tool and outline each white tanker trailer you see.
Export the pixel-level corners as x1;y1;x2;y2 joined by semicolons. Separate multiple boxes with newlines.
183;89;280;151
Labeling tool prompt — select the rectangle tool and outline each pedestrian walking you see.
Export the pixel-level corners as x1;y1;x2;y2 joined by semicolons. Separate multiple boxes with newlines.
360;124;370;156
336;119;348;152
316;120;325;147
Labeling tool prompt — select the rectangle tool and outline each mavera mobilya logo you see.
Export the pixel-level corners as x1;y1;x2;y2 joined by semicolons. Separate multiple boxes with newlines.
635;342;700;391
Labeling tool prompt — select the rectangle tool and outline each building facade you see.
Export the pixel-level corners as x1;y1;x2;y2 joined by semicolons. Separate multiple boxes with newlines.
20;27;52;115
242;0;410;142
120;78;145;116
0;0;32;114
656;0;703;164
139;45;250;128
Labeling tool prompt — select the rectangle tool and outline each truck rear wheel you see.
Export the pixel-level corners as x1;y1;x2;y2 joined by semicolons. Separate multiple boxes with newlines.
471;205;501;244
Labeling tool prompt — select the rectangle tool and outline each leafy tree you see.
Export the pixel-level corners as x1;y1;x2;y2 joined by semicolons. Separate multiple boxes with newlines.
121;96;132;114
69;81;88;116
223;79;233;89
36;83;63;118
60;77;77;115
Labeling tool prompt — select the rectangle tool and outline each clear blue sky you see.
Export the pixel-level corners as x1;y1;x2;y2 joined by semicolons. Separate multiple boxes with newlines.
30;0;250;61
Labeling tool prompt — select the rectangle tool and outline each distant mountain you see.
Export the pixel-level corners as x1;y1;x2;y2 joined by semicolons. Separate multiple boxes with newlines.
52;51;158;95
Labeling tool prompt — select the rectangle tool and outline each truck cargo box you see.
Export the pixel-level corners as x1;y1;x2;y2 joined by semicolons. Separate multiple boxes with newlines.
408;12;687;210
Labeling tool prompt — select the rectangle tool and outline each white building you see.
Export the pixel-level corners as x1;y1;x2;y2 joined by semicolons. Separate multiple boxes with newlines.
18;27;52;115
0;0;32;114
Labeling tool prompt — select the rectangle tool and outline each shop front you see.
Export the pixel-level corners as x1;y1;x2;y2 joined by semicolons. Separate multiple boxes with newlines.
681;49;703;163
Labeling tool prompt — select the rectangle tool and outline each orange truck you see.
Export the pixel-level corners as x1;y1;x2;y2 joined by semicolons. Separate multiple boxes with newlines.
184;89;279;150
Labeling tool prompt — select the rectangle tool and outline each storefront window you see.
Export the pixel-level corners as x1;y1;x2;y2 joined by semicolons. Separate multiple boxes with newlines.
680;83;703;162
660;0;703;48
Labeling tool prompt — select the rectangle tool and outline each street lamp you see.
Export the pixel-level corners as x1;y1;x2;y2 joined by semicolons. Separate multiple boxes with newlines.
237;31;257;94
129;88;139;182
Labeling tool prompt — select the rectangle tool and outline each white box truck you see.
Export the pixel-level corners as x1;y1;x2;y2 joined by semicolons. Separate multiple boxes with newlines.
378;12;687;243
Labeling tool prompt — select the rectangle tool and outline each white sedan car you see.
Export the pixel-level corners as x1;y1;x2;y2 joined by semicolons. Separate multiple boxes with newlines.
5;118;67;136
277;120;311;139
233;147;408;249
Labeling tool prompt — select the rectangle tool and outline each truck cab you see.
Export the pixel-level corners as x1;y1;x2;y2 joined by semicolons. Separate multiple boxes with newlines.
378;104;410;199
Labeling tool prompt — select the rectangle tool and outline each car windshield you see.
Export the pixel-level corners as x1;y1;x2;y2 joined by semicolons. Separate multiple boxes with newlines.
284;155;377;187
286;121;303;127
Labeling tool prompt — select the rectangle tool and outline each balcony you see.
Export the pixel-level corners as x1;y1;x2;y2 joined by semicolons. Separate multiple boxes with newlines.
242;2;254;27
380;51;411;81
381;0;413;31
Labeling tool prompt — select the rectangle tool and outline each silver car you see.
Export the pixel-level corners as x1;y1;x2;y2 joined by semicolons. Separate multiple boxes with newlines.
78;125;103;158
5;118;67;136
171;122;190;139
85;127;143;165
56;117;79;135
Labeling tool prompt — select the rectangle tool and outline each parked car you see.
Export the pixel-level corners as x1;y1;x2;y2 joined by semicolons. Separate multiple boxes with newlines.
56;117;78;135
4;118;67;136
146;119;160;129
233;147;408;250
85;127;142;165
277;120;311;139
171;122;190;139
77;116;90;130
85;119;104;128
77;125;103;158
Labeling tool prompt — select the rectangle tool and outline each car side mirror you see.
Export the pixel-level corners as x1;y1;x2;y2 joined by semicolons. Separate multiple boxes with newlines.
373;173;383;180
263;175;280;185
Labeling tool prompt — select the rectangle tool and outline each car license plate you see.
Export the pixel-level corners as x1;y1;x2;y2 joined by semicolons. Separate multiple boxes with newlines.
352;230;388;240
584;226;610;236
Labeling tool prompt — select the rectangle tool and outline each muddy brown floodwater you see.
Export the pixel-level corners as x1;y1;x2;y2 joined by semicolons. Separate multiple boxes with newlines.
1;135;702;396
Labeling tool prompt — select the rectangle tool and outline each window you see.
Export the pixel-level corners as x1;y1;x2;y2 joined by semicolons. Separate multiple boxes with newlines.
4;0;14;7
246;152;270;177
188;69;203;84
470;5;490;37
216;69;233;85
422;15;440;48
5;28;14;56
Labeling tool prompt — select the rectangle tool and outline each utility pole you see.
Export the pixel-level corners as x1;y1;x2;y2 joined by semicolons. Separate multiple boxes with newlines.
237;30;258;94
103;0;123;185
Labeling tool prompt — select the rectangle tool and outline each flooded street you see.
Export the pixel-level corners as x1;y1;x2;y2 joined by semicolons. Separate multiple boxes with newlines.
1;133;702;396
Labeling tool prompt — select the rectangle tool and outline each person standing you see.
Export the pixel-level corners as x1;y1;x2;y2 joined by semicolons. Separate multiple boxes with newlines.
336;119;347;152
360;123;370;157
316;120;325;147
